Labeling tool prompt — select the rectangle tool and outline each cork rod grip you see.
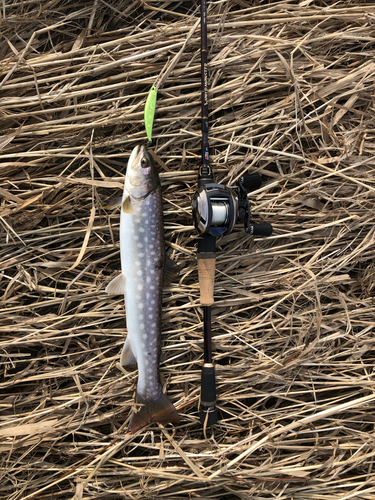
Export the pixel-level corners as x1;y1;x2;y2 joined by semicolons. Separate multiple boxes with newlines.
197;256;216;306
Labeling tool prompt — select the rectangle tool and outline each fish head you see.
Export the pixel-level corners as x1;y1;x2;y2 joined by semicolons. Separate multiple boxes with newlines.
125;144;159;199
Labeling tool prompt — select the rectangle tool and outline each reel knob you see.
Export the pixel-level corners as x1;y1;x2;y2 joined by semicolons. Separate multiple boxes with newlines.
239;174;262;191
248;222;273;236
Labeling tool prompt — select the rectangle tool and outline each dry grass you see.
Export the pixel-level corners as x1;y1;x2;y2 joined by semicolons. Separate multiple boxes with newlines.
1;0;375;498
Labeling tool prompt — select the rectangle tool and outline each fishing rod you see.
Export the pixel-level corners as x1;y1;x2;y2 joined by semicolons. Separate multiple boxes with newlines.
192;0;273;426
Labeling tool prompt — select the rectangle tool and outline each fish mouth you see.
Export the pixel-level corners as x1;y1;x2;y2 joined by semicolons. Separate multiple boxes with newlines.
128;145;140;172
129;144;148;165
136;144;152;175
135;145;149;166
127;144;153;189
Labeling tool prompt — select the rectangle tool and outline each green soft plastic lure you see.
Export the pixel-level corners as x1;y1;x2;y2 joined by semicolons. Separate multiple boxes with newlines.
144;85;157;142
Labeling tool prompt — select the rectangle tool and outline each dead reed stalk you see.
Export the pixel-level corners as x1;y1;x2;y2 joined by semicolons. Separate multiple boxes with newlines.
1;1;375;499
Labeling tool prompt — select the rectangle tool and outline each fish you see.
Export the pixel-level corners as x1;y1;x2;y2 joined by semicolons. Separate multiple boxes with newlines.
106;144;180;433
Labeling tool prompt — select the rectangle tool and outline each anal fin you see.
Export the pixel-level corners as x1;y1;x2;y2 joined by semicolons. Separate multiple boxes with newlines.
120;336;137;372
130;391;180;433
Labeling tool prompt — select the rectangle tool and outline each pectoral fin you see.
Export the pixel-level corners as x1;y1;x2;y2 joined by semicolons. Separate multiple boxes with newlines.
164;255;181;286
120;336;137;371
106;273;126;295
122;195;134;214
102;197;122;210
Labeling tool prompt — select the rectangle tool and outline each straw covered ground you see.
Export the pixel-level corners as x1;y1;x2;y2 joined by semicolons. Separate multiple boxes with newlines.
1;0;375;498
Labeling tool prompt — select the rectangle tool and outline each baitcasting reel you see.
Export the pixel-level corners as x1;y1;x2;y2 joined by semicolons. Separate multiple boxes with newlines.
192;174;273;238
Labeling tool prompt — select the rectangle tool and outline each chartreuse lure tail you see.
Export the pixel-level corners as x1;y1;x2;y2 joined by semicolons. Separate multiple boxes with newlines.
144;85;157;142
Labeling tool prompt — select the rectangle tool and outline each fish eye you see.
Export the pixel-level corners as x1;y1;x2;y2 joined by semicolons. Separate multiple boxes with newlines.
141;157;149;168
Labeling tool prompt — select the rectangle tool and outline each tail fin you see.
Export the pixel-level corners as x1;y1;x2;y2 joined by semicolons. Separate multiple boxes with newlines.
130;391;180;433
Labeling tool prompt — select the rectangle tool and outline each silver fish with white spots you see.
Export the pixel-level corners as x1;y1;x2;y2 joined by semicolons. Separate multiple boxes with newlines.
106;144;179;433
